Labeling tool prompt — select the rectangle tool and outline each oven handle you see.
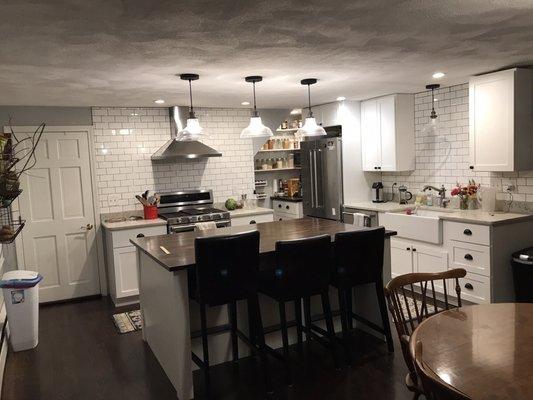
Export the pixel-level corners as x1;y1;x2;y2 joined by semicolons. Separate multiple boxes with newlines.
169;220;231;233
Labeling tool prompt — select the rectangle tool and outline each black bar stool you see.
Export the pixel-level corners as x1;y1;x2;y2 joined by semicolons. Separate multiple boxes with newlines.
331;227;394;363
258;234;340;381
189;230;272;393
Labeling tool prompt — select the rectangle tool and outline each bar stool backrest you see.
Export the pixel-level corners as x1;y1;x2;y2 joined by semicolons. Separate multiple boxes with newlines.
194;230;260;305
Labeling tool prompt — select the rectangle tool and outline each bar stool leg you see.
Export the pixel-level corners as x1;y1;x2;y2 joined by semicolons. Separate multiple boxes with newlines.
278;301;292;385
321;291;340;370
375;281;394;353
248;295;273;394
337;289;352;365
228;301;239;362
346;288;354;330
199;303;210;386
294;299;303;352
303;297;313;344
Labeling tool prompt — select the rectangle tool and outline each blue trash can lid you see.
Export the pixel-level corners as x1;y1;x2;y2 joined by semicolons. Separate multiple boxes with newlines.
0;270;43;288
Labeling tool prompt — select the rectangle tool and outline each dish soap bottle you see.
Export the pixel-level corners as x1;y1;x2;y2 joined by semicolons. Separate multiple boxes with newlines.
426;188;434;206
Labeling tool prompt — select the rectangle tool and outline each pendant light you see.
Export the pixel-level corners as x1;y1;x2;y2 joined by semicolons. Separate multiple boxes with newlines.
240;76;273;138
177;73;206;141
296;78;326;137
422;84;440;135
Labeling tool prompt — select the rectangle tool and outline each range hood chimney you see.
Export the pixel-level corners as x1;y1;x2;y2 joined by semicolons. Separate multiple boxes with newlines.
151;106;222;161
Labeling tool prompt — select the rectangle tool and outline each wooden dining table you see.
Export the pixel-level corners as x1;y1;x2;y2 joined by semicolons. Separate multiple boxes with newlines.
410;303;533;399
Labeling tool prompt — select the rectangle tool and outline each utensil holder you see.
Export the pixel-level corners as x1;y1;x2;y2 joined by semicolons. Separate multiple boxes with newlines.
143;205;158;220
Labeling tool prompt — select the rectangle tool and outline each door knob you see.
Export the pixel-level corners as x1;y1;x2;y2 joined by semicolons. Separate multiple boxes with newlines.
84;223;94;231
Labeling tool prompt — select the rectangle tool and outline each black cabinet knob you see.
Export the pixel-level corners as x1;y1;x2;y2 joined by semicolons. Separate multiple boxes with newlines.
278;204;282;208
464;254;473;261
136;233;145;238
286;205;289;210
464;283;474;290
463;229;472;236
278;218;283;221
250;220;256;224
469;166;474;170
374;166;378;170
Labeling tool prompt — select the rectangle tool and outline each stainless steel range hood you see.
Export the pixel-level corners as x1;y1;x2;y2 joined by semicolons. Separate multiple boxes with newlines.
151;106;222;161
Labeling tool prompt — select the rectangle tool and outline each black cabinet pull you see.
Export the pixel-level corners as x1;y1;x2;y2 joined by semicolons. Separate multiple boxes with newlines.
463;229;472;236
406;247;411;251
278;204;282;208
469;166;474;170
464;283;474;290
136;233;145;238
374;166;378;170
286;205;289;210
412;248;417;252
464;254;473;261
278;218;283;221
249;220;256;224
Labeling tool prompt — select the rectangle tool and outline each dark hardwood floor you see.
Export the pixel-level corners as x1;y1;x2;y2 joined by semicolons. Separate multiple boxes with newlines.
2;297;413;400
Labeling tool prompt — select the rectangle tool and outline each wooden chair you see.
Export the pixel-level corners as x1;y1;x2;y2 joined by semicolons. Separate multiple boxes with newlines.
413;341;472;400
384;268;467;399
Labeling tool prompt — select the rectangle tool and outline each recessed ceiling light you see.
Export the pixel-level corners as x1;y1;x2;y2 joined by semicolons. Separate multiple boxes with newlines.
336;96;346;101
153;99;165;104
130;112;139;116
432;72;446;79
290;108;302;115
241;101;250;106
434;98;438;102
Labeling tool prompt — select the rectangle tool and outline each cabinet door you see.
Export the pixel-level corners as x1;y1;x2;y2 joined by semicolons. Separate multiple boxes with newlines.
231;213;273;226
390;238;413;278
113;246;139;298
319;102;340;127
379;95;397;171
361;99;381;171
413;244;449;274
469;70;514;171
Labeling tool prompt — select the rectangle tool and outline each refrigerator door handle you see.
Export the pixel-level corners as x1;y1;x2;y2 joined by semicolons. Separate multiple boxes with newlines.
313;149;320;208
309;149;315;208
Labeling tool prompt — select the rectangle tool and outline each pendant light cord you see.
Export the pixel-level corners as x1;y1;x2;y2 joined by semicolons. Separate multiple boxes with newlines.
252;82;258;117
188;79;195;118
307;84;313;117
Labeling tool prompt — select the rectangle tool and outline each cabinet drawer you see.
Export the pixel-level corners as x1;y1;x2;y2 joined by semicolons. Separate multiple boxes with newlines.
111;225;167;248
272;200;302;217
445;221;490;246
273;211;297;221
231;213;273;226
450;242;490;277
459;272;490;304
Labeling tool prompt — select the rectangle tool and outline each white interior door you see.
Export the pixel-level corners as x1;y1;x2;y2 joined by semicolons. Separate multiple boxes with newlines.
14;126;100;303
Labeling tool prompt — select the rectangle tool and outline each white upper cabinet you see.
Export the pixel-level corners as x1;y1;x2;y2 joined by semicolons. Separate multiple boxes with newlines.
469;68;533;171
305;102;341;127
361;94;415;172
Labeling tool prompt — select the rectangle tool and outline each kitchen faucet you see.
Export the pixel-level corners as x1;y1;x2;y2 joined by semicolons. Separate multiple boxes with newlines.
422;185;448;207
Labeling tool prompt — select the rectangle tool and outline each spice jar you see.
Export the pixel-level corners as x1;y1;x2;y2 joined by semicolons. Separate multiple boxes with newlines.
282;139;289;149
267;139;274;150
288;154;294;168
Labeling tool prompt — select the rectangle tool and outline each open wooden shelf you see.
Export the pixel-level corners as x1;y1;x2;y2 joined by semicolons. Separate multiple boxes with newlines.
254;167;301;173
256;148;300;153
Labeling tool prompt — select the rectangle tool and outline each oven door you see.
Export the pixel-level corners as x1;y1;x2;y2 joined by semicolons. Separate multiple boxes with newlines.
169;220;231;234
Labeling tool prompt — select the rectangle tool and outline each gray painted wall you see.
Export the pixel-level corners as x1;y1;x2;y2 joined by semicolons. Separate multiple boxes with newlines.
0;106;92;128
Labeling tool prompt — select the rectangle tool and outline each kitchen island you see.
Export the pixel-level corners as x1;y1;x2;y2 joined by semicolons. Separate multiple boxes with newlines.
130;217;397;399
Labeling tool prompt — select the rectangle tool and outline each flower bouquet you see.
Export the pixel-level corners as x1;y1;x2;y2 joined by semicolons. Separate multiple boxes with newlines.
451;180;480;210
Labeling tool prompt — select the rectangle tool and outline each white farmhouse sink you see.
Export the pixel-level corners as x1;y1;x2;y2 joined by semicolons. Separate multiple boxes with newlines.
379;208;452;244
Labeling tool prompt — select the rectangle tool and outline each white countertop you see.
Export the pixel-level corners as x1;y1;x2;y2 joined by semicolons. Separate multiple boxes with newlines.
101;218;167;231
229;207;274;218
344;202;533;226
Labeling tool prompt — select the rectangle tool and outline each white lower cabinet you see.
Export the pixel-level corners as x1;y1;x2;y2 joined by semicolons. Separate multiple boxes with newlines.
105;224;167;306
272;200;303;221
230;213;274;226
390;238;448;278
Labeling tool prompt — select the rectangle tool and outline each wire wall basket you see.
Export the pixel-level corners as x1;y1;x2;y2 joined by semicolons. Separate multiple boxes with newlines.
0;208;25;244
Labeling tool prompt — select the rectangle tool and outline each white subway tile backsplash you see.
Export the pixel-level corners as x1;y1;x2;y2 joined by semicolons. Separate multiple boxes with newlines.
92;107;255;213
381;83;533;212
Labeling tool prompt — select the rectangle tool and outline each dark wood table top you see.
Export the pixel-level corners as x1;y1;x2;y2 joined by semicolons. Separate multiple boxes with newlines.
130;217;396;272
410;303;533;399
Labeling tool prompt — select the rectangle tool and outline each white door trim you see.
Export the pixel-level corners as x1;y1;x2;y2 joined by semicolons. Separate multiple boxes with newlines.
6;125;107;298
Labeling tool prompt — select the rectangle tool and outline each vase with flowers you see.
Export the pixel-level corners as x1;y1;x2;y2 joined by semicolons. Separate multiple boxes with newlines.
450;180;480;210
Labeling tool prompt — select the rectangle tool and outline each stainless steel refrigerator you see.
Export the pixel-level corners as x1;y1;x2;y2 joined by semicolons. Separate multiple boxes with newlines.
301;136;343;220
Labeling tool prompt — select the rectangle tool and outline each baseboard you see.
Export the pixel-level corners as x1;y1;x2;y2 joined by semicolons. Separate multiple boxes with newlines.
0;302;8;400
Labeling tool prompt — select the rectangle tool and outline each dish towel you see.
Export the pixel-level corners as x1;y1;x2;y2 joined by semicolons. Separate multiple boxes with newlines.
194;221;217;231
352;213;369;227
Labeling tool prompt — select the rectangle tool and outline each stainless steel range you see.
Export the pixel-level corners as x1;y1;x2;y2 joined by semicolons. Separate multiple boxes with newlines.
157;190;231;233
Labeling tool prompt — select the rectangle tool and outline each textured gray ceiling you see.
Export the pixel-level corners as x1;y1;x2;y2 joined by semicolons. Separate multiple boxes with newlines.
1;0;532;107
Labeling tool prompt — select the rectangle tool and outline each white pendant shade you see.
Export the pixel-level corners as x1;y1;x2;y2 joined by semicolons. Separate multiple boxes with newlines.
176;117;206;141
240;116;273;138
296;117;327;137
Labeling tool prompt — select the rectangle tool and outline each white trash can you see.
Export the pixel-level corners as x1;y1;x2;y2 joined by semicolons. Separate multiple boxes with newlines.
0;270;43;352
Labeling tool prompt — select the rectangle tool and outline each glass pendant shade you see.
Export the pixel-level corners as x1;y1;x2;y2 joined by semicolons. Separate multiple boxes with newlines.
296;116;327;137
177;117;206;141
240;116;273;138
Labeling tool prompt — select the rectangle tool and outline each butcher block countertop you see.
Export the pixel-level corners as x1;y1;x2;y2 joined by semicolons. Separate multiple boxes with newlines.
130;217;397;272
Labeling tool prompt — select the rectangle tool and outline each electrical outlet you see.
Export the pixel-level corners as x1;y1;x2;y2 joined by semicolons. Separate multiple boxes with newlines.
504;185;516;192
